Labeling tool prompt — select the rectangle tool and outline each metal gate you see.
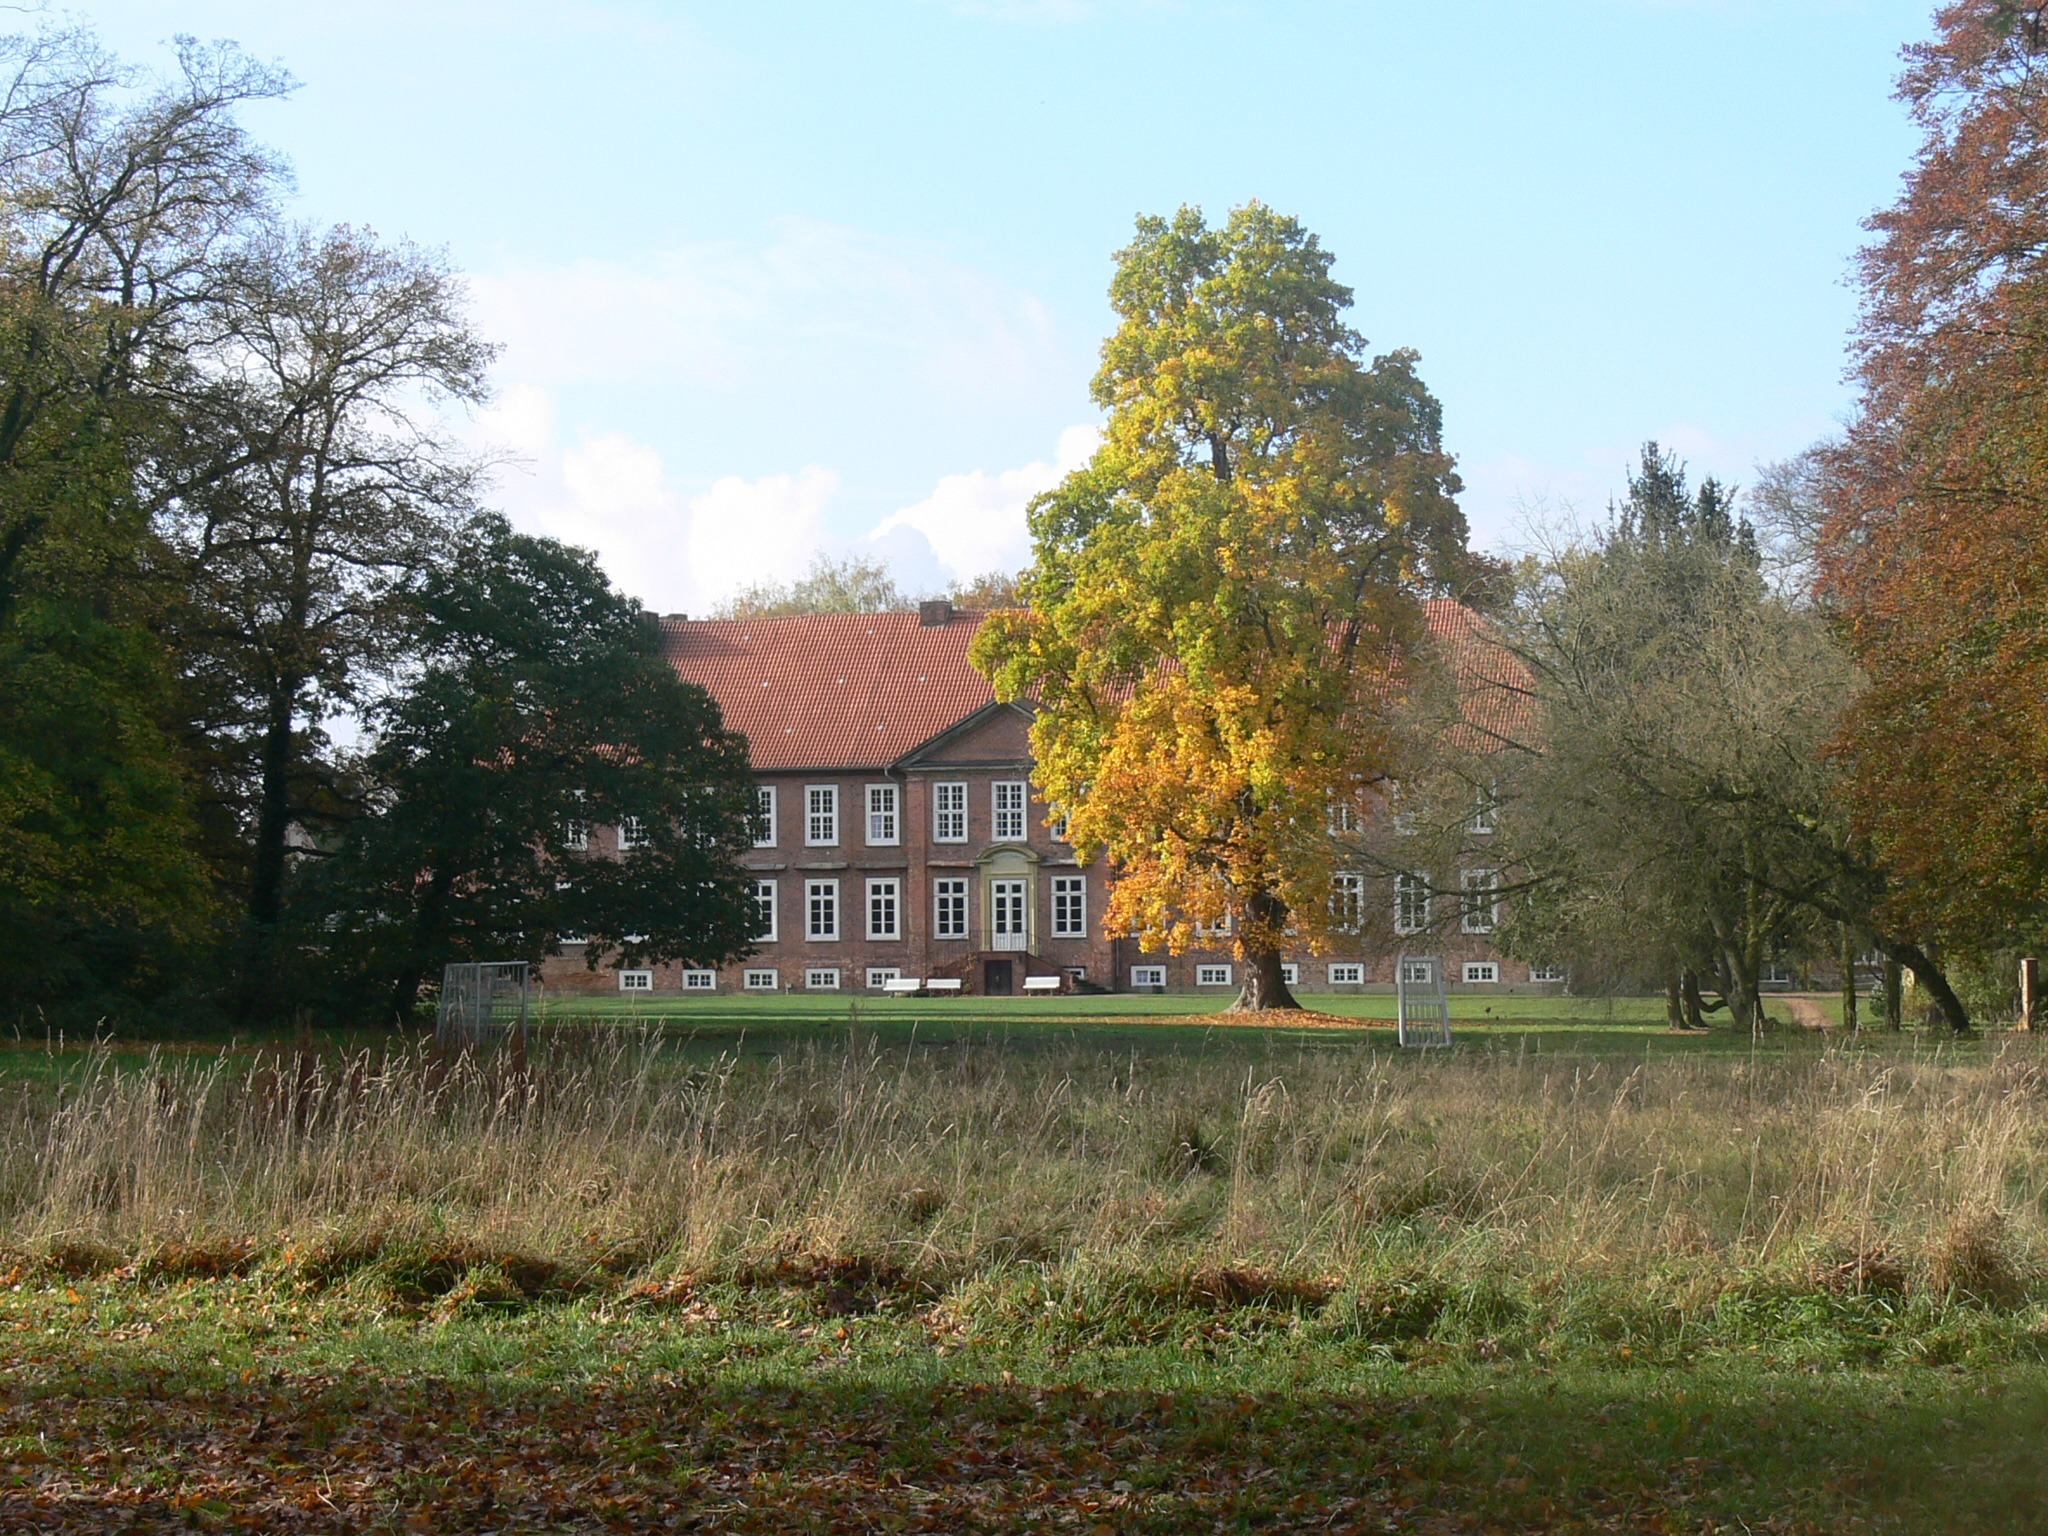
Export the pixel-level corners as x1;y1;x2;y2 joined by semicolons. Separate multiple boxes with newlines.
1396;956;1451;1049
436;961;531;1051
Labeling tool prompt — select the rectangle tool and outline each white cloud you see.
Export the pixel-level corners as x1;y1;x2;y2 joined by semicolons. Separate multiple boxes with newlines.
870;423;1098;581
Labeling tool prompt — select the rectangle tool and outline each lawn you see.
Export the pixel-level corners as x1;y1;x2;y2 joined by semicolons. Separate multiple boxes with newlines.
3;1008;2041;1531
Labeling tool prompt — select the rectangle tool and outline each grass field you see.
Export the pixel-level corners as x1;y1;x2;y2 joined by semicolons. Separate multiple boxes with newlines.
3;1003;2043;1531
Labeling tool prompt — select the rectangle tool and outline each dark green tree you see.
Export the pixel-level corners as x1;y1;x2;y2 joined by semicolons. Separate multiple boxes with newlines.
308;518;761;1023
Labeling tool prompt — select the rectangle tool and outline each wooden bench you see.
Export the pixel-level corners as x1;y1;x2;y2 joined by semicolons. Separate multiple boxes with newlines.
879;978;924;995
1022;975;1064;993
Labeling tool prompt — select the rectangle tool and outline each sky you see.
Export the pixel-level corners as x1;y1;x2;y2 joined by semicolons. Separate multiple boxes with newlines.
77;0;1934;615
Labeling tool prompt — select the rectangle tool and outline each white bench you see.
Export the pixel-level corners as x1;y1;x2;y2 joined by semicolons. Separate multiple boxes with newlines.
924;978;963;993
879;977;924;995
1022;975;1064;993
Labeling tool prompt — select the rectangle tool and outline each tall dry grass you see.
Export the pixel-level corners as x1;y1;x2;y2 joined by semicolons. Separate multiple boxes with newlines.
5;1031;2045;1311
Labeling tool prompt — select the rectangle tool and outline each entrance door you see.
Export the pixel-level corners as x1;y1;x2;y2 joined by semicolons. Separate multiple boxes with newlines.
984;959;1014;996
990;879;1028;952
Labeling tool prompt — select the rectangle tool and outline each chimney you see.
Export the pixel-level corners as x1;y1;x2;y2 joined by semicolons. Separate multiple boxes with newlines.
918;599;954;627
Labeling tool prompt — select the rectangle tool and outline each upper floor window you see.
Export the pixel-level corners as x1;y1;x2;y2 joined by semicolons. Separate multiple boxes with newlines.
866;783;899;846
562;818;589;853
1330;871;1366;932
1047;809;1070;843
933;781;967;842
752;786;777;848
618;816;649;852
1394;871;1431;936
1460;868;1499;934
1328;797;1362;835
805;785;839;846
1470;783;1498;835
993;781;1027;842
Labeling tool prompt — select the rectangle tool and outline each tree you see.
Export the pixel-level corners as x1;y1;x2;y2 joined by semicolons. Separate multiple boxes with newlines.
712;553;908;617
974;204;1475;1011
1488;447;1972;1032
167;223;494;1010
309;517;761;1024
1819;3;2048;957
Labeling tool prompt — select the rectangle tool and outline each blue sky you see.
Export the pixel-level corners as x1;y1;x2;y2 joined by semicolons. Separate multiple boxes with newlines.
81;0;1931;613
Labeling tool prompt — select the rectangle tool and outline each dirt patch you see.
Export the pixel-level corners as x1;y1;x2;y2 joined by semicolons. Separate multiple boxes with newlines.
1167;1007;1383;1030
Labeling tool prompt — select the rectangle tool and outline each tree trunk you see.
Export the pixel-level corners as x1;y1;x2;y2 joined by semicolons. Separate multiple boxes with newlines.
1228;887;1300;1012
1889;940;1970;1033
1680;968;1714;1030
1839;924;1859;1033
238;675;302;1023
1665;972;1684;1031
1883;958;1904;1031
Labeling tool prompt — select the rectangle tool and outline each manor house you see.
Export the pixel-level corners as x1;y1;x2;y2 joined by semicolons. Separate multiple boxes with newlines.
540;598;1545;997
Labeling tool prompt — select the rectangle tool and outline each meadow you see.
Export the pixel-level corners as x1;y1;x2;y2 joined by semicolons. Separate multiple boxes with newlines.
3;1000;2045;1531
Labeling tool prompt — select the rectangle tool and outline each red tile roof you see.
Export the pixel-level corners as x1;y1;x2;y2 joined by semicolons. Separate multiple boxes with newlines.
1421;598;1537;749
659;610;997;772
659;600;1531;773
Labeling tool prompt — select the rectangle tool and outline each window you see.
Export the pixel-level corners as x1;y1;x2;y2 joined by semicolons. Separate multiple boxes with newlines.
1329;797;1362;835
934;878;968;940
752;879;778;942
1051;876;1087;939
1327;962;1365;985
1399;958;1437;987
1463;962;1499;984
1048;811;1069;842
1529;965;1566;983
1762;964;1794;986
993;780;1027;841
805;785;839;846
866;878;901;940
1460;868;1499;935
1388;780;1418;836
866;783;899;846
1196;964;1234;987
744;968;779;991
618;816;648;852
933;781;968;842
683;969;716;991
1131;965;1166;988
752;786;777;848
558;932;586;947
1281;963;1300;985
1471;783;1498;835
1394;872;1431;935
805;967;841;990
806;879;839;941
1195;911;1235;939
618;970;653;992
865;967;902;989
563;818;589;852
1331;872;1366;931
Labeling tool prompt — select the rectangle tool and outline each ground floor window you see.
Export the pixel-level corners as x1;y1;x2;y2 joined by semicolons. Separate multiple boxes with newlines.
1131;965;1166;988
865;967;901;989
618;970;653;992
934;878;968;940
1196;964;1234;987
1463;961;1499;984
1051;875;1087;939
683;969;716;991
743;969;778;990
1327;962;1365;985
805;967;841;990
866;878;900;940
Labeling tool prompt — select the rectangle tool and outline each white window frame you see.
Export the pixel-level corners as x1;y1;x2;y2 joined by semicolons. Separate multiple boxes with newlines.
682;969;716;991
1331;871;1366;932
1327;962;1365;985
743;968;779;991
1463;962;1499;984
563;818;589;853
618;816;649;852
1328;797;1361;835
1471;783;1498;835
993;780;1027;842
805;784;839;847
752;878;778;943
753;785;777;848
618;970;653;992
1281;963;1300;985
1399;957;1437;986
932;781;968;843
865;783;899;846
1050;875;1087;939
865;966;901;989
1460;868;1499;935
804;967;841;991
1196;964;1234;987
1195;911;1235;939
805;879;839;942
866;877;901;940
933;877;969;940
1394;872;1431;936
1529;964;1566;983
1131;965;1167;988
